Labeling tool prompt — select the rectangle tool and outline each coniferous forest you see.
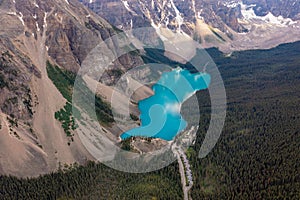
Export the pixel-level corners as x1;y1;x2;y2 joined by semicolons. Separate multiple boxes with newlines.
1;42;300;199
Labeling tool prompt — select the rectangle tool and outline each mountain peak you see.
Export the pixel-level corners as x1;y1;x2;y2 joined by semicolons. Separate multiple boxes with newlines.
80;0;300;51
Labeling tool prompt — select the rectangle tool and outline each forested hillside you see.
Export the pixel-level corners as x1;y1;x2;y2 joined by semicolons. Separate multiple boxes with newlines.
1;42;300;199
0;162;182;200
191;41;300;199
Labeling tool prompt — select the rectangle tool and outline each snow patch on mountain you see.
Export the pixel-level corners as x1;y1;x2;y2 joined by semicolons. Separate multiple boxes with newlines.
170;0;184;31
121;0;136;15
34;2;39;8
223;1;240;8
17;12;25;26
240;2;298;27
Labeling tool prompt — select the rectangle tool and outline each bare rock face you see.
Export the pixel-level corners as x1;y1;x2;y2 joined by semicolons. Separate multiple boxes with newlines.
0;0;143;118
215;4;247;33
80;0;248;38
80;0;300;51
0;36;39;121
243;0;300;20
0;0;144;177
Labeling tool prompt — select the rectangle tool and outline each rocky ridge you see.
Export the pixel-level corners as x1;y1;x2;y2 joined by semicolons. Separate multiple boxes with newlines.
80;0;300;51
0;0;143;176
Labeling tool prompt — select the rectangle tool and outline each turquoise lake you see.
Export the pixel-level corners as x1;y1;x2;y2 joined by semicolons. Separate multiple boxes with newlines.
120;68;211;141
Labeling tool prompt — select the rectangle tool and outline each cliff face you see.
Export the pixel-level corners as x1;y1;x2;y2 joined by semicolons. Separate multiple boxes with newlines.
80;0;245;33
243;0;300;20
80;0;300;51
0;0;143;177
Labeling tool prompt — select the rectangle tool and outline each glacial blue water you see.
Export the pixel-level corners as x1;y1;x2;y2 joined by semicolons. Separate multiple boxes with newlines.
120;68;211;141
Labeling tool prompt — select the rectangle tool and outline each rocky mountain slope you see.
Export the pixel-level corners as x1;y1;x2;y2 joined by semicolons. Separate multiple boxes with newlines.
0;0;142;177
243;0;300;19
80;0;300;51
0;0;299;177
